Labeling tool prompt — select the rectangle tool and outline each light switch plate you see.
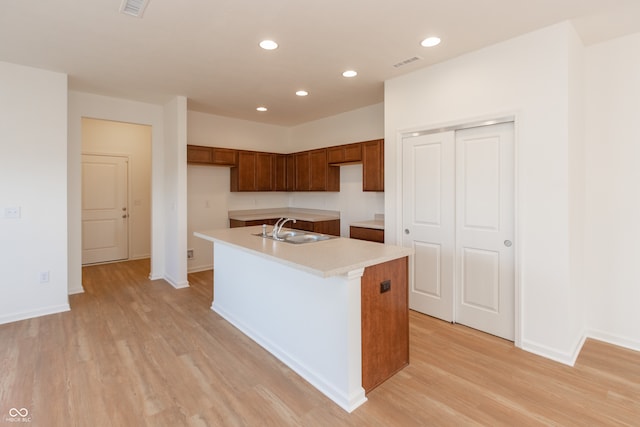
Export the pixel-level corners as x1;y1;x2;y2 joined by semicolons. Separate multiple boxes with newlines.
4;207;21;219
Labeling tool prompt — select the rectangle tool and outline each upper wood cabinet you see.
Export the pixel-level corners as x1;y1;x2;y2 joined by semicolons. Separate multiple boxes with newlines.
294;149;339;192
273;154;289;191
189;139;382;192
187;145;237;166
327;143;362;165
230;151;274;192
362;139;384;192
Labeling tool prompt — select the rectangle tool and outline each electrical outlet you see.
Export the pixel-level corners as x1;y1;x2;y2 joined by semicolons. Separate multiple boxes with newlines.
380;280;391;293
187;249;194;259
39;271;50;283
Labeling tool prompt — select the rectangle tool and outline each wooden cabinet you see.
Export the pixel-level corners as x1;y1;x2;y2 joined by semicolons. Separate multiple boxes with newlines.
361;256;409;393
327;143;362;164
294;149;339;191
190;140;382;192
362;139;384;192
230;151;274;192
273;154;288;191
292;219;340;236
294;152;311;191
229;218;279;228
187;145;237;166
350;226;384;243
229;217;340;236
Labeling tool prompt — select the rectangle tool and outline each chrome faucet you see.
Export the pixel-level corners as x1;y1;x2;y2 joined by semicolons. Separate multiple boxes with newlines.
272;217;297;240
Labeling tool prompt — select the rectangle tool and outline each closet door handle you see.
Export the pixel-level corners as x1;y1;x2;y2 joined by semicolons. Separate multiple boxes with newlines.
504;240;512;247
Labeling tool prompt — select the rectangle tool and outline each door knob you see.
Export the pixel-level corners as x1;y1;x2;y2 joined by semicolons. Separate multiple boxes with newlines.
404;229;410;235
504;240;512;247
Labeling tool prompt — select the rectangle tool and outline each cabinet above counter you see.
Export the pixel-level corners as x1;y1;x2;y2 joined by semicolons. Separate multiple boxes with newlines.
187;139;384;192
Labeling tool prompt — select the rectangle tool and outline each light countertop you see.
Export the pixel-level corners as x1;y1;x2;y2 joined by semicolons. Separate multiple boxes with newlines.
194;225;412;278
228;207;339;222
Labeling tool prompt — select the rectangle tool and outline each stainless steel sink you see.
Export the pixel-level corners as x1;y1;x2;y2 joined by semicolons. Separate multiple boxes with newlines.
252;230;336;244
284;234;332;244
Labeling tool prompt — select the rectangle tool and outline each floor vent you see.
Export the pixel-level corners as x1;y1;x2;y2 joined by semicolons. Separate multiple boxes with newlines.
393;56;422;68
120;0;150;18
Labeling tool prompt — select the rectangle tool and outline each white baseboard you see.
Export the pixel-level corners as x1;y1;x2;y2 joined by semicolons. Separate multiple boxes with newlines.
521;334;586;367
68;285;85;295
164;274;190;289
0;304;71;326
587;329;640;353
187;264;213;273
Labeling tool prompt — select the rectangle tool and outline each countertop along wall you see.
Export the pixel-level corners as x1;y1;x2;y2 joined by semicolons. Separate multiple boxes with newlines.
186;105;385;272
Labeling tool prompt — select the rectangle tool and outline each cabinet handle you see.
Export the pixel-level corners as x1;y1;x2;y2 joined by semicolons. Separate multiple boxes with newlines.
404;229;410;235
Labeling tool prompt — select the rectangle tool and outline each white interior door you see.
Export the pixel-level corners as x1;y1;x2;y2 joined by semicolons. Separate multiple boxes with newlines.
402;131;455;321
455;123;514;340
82;154;129;264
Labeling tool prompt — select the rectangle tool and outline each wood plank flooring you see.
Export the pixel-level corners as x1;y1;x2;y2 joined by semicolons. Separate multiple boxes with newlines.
1;259;638;426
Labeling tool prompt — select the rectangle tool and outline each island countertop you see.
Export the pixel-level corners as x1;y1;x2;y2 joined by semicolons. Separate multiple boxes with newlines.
194;225;413;278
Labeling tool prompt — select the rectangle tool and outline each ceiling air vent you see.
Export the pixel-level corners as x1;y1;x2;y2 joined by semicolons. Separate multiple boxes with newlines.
120;0;150;18
393;56;422;68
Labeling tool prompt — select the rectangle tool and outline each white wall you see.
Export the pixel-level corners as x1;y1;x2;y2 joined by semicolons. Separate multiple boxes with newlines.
68;91;166;291
82;118;152;260
163;96;189;288
288;103;384;151
0;62;70;324
384;23;584;364
584;32;640;351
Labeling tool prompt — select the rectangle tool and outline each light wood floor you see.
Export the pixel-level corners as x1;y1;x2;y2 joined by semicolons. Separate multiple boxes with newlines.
1;259;638;426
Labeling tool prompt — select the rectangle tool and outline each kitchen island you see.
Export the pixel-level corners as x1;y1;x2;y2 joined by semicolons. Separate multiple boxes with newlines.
194;226;413;412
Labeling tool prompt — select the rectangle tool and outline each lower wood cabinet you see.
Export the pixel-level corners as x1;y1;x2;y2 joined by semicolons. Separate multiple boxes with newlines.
350;226;384;243
361;256;409;393
229;218;340;236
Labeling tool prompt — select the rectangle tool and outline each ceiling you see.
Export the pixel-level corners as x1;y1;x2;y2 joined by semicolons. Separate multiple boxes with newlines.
1;0;639;126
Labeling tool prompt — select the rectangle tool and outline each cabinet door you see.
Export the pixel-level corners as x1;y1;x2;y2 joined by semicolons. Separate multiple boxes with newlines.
231;151;257;191
309;149;328;191
273;154;288;191
343;143;362;163
187;145;213;164
327;146;344;164
286;154;295;192
212;148;237;166
255;152;273;191
294;152;311;191
362;139;384;191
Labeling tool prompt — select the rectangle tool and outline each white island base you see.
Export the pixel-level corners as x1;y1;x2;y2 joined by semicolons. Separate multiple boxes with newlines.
212;243;367;412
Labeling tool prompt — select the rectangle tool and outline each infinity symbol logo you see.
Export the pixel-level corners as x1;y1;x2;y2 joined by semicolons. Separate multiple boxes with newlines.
8;408;28;417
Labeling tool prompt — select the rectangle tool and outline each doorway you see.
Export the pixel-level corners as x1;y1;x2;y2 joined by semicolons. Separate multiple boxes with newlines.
402;122;515;340
81;117;152;266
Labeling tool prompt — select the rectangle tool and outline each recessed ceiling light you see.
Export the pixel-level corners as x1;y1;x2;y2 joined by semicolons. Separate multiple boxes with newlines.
342;70;358;78
420;37;441;47
259;40;278;50
256;106;268;112
296;90;309;97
